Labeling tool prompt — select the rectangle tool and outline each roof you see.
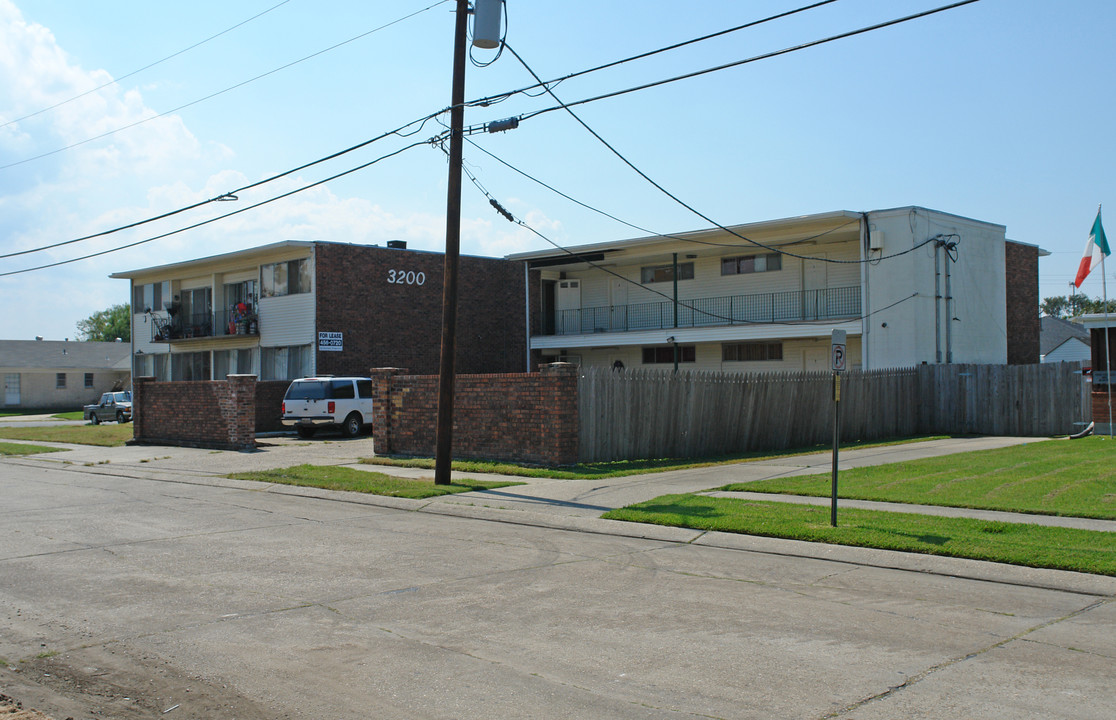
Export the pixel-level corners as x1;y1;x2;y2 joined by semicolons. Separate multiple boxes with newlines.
109;240;314;280
1040;316;1089;355
0;340;131;371
505;206;1007;263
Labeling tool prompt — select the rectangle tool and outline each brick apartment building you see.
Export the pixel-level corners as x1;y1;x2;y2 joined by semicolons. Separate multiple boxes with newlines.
113;241;526;382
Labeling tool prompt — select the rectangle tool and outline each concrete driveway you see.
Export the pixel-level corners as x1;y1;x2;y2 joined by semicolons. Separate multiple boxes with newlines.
1;437;1113;719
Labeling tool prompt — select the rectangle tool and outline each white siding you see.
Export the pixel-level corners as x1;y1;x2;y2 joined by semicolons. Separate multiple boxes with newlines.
1044;339;1090;365
259;293;315;347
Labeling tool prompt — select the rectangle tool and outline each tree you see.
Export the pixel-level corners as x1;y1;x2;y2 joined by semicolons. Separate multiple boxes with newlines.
76;303;131;342
1041;294;1116;318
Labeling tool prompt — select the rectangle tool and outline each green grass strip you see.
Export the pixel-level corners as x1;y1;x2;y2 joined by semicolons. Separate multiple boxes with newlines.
726;436;1116;520
0;441;66;456
228;464;523;499
51;411;86;420
0;425;132;447
603;494;1116;576
363;435;948;479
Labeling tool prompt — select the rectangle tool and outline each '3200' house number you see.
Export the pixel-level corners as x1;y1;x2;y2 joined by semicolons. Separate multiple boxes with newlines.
387;269;426;286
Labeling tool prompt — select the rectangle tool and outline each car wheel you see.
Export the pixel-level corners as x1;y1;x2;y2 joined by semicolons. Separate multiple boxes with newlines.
342;412;362;438
296;426;317;439
90;414;100;425
116;411;126;423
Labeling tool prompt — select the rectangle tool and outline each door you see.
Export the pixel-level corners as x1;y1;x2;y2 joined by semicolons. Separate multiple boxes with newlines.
556;279;581;334
4;374;19;406
803;346;828;372
609;277;628;331
803;253;827;320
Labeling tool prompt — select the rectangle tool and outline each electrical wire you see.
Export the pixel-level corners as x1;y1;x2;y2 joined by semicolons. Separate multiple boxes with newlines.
0;112;443;260
515;0;981;124
504;42;945;265
0;0;450;171
0;140;431;277
0;1;293;130
457;147;921;329
465;136;861;250
465;0;842;109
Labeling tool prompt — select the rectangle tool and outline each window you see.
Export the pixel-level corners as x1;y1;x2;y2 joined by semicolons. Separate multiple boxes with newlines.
133;281;171;312
56;373;66;389
722;342;783;362
172;351;211;381
357;379;373;399
84;373;94;388
641;262;694;284
330;379;355;399
261;259;311;298
261;344;311;380
721;253;782;276
642;345;696;364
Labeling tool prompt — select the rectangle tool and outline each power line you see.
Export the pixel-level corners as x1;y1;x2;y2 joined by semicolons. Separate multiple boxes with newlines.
0;140;430;277
518;0;982;123
0;112;442;260
458;154;920;329
504;41;947;265
0;0;450;171
0;0;293;130
465;0;843;109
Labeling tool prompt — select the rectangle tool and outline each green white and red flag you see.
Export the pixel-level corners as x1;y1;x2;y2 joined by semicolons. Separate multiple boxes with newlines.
1074;208;1110;288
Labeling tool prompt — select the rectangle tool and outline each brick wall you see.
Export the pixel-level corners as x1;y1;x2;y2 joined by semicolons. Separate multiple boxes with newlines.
370;363;578;466
1005;241;1040;364
133;375;256;450
255;380;290;432
313;244;526;377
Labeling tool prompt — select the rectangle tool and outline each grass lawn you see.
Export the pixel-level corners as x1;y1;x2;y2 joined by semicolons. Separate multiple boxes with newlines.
51;411;86;420
363;435;948;479
602;495;1116;576
0;424;132;447
0;441;66;456
228;464;524;499
727;436;1116;520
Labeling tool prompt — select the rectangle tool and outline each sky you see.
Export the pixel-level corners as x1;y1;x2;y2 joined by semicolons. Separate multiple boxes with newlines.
1;0;1114;340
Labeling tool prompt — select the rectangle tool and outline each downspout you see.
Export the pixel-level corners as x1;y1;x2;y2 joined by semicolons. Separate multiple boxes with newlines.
934;239;942;364
672;252;679;372
523;263;531;372
944;242;953;364
129;279;137;389
860;213;870;371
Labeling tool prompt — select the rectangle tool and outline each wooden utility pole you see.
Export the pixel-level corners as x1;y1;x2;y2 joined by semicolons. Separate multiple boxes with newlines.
434;0;470;485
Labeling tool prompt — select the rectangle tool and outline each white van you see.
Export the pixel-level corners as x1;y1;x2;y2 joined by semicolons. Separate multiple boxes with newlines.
281;376;374;438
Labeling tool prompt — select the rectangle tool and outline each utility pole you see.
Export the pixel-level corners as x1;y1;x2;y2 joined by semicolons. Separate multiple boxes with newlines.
434;0;471;485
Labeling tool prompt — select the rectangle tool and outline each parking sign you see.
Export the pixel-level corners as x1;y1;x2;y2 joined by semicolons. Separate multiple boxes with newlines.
831;329;846;372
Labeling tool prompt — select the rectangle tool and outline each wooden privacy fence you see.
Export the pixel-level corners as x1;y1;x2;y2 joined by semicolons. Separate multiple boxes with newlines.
577;362;1089;462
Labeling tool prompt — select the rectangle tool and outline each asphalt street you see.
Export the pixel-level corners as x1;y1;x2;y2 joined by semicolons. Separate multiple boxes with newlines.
0;436;1113;719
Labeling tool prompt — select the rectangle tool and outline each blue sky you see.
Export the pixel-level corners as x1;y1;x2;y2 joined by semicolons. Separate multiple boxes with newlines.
1;0;1113;340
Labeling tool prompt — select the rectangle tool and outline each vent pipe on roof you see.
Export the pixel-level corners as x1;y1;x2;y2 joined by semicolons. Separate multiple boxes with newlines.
387;240;407;249
35;335;43;341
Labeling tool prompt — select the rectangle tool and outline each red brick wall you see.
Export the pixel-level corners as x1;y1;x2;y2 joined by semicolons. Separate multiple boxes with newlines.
1005;241;1039;364
133;375;256;450
313;244;526;377
370;364;578;465
1092;391;1113;424
255;380;291;433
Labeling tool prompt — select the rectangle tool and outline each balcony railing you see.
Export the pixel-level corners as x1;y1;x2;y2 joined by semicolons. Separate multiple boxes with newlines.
150;310;259;342
541;286;861;336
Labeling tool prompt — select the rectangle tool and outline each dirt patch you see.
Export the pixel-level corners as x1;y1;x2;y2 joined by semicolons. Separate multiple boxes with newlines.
0;694;58;720
2;647;278;720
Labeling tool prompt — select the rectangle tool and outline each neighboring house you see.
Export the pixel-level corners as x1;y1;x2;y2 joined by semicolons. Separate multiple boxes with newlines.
1074;314;1116;384
1040;315;1090;366
509;207;1042;372
111;241;525;382
0;339;131;411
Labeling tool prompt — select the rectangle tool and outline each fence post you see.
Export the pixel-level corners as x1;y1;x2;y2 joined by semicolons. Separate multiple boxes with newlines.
370;368;406;456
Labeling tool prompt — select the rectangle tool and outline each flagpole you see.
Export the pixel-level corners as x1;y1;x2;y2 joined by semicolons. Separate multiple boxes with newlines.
1103;204;1113;437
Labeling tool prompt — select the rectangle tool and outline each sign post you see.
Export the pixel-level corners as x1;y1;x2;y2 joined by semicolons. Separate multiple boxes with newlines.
830;329;846;527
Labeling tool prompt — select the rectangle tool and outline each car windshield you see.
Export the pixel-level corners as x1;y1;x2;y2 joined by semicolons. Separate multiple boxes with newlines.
285;380;329;400
113;392;131;403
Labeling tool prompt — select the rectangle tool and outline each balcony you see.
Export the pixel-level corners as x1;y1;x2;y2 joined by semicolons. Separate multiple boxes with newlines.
151;309;259;343
540;286;861;336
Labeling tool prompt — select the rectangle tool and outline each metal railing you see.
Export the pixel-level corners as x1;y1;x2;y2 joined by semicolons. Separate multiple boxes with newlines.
544;286;861;336
150;310;259;342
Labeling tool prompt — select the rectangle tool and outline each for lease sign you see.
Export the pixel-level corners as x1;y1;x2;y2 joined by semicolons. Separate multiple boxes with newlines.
318;331;343;352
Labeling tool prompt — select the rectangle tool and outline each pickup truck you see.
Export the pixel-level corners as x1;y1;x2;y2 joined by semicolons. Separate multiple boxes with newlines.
84;391;132;424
